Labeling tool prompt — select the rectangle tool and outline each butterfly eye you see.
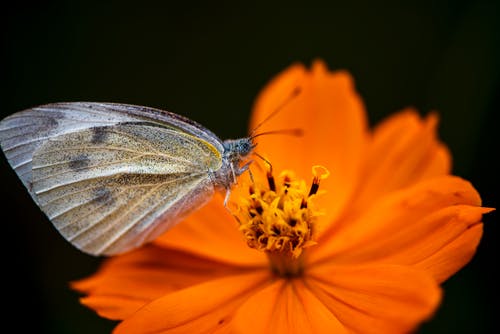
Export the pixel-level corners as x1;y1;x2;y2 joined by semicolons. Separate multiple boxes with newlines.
240;140;253;155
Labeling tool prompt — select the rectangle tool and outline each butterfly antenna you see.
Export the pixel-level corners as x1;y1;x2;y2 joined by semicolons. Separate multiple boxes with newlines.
250;86;302;136
251;128;303;139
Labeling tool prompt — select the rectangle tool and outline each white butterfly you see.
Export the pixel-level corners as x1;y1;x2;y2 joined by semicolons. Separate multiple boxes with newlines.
0;102;254;256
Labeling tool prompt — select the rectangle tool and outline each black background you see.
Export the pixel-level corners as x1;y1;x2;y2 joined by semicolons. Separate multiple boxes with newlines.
1;1;498;333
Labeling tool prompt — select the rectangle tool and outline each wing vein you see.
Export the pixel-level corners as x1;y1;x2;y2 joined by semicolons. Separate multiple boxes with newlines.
40;173;193;207
33;146;196;169
68;178;168;243
98;176;201;254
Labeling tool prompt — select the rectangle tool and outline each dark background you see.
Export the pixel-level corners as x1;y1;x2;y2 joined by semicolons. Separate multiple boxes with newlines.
1;1;498;333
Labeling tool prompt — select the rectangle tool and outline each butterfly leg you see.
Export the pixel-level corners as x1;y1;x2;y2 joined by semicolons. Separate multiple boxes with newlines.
223;188;232;207
237;160;253;176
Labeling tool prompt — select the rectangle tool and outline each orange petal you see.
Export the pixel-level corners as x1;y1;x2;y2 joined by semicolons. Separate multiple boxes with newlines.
250;60;368;225
307;264;442;334
232;280;347;334
113;271;270;334
314;175;481;252
330;205;489;271
414;223;483;283
310;176;490;281
351;109;451;209
154;194;266;267
72;245;260;320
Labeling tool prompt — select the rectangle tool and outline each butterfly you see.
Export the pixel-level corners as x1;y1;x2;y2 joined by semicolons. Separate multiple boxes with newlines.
0;102;255;256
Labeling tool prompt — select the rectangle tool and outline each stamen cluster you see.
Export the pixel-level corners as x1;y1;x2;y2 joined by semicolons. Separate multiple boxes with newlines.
237;166;328;259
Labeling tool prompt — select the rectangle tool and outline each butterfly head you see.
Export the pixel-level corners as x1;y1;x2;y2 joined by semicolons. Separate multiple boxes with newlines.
212;137;255;196
222;137;255;163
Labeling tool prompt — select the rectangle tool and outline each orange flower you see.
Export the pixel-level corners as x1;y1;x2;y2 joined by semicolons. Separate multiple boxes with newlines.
73;61;492;333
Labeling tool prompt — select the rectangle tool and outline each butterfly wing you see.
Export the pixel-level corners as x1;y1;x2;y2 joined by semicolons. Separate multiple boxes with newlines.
0;102;224;201
0;103;224;255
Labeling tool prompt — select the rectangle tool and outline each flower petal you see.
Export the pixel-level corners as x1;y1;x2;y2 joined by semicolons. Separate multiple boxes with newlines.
250;60;368;225
311;176;490;283
232;280;347;334
352;109;451;209
414;223;483;283
154;194;266;267
114;271;270;334
307;264;441;334
72;245;259;320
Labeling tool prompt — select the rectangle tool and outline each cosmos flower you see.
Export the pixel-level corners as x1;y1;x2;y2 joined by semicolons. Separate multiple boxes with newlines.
73;60;492;333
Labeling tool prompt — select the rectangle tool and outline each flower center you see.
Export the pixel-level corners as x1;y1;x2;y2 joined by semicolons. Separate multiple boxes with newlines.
236;166;328;277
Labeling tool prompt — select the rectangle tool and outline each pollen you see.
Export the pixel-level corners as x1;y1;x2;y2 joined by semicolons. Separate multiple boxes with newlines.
236;166;329;262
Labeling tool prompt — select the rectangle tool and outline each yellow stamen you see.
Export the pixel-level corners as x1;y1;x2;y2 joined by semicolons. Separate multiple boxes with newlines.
236;166;328;277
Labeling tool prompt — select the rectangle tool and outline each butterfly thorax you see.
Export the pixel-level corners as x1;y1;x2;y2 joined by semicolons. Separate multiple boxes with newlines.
212;137;254;190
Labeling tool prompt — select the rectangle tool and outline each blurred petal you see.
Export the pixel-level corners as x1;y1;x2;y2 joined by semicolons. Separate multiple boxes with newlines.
232;280;347;334
414;223;484;283
114;271;270;334
154;194;266;267
307;264;441;334
250;60;368;226
73;245;260;320
352;109;451;209
311;176;489;283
